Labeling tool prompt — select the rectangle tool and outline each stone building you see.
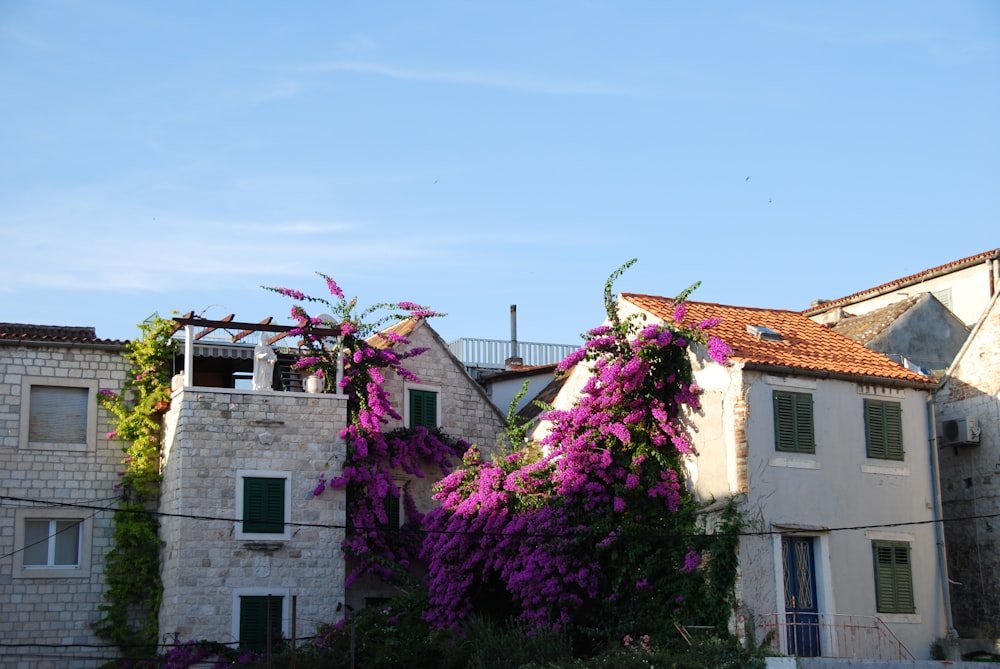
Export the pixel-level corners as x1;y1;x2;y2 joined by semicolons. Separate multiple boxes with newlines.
345;318;507;610
935;291;1000;637
0;324;130;668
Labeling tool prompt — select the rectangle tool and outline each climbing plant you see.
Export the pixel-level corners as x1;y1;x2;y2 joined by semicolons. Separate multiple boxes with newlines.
95;315;176;655
265;274;470;586
420;260;742;649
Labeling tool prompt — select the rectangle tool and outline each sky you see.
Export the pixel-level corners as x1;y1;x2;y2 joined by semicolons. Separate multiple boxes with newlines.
1;2;998;349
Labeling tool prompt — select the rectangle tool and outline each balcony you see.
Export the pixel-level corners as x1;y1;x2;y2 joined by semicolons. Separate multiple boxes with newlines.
753;613;913;660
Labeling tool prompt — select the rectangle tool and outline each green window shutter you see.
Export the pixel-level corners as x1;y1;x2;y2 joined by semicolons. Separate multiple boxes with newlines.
873;542;915;614
865;400;903;461
239;595;283;651
382;492;401;530
243;477;285;534
409;390;437;428
773;391;814;453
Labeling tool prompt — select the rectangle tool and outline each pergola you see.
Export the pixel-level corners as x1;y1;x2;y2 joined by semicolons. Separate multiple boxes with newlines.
172;313;344;391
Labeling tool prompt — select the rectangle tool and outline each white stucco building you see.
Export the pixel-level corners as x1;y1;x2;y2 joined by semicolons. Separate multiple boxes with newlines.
543;294;949;660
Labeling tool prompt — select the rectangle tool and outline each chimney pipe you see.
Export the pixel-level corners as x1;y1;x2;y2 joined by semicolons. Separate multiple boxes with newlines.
506;305;523;369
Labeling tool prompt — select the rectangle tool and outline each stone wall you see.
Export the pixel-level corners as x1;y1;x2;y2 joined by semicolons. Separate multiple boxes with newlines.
936;296;1000;637
158;387;348;647
0;342;129;668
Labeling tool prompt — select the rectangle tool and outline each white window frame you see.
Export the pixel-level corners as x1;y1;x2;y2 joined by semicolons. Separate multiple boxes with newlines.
13;508;92;578
19;376;99;452
235;470;292;541
402;382;441;428
232;587;290;646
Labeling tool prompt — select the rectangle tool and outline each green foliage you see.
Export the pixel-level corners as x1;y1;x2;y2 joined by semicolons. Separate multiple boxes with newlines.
315;588;468;669
464;616;574;669
94;315;176;654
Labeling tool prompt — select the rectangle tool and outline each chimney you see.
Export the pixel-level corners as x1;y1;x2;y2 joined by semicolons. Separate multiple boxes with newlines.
505;304;523;369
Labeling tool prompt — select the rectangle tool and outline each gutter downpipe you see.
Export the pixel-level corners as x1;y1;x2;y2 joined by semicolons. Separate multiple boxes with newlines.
926;391;959;655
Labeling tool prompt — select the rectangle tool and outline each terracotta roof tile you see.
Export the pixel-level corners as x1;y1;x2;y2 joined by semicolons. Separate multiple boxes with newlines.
0;323;126;346
621;294;933;386
803;248;1000;315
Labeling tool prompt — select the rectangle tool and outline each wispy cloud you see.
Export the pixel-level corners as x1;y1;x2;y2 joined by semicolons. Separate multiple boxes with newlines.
295;61;641;96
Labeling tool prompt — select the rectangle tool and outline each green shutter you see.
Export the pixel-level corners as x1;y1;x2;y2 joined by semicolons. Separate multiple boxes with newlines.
873;542;915;614
243;477;285;534
409;390;437;428
383;492;401;531
239;595;283;651
865;400;903;461
774;391;814;453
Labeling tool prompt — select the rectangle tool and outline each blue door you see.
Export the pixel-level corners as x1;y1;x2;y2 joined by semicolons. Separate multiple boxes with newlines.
782;536;821;656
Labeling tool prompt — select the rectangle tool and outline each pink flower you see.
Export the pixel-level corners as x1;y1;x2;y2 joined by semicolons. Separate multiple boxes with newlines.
325;276;345;299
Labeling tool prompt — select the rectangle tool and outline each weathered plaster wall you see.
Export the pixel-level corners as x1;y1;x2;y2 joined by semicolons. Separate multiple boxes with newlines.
158;387;348;646
0;342;128;668
936;295;1000;637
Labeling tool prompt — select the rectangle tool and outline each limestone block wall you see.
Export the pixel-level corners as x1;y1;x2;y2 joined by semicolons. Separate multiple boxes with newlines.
379;322;507;513
0;342;129;669
158;387;348;646
936;298;1000;637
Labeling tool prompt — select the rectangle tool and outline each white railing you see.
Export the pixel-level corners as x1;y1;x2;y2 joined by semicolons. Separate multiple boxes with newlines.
447;338;579;369
754;613;913;660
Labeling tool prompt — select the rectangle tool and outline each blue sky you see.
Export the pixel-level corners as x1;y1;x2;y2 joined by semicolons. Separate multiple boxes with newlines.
1;2;997;347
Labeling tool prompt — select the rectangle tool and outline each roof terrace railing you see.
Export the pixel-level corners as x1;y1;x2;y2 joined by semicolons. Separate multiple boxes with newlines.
447;338;579;369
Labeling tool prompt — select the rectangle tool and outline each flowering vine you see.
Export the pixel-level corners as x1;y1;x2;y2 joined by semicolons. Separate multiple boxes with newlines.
264;274;470;585
420;260;741;644
95;315;177;655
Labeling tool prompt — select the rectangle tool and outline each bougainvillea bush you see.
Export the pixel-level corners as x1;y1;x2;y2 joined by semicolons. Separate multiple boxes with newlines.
265;274;471;585
420;260;741;648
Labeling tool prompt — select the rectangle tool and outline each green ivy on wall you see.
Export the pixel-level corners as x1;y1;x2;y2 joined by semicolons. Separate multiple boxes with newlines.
95;315;177;657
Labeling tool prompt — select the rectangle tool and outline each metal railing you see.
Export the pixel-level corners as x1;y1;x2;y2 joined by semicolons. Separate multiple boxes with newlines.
447;338;579;369
754;613;914;660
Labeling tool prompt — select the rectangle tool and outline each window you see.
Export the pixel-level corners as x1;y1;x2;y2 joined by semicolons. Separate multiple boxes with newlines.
381;490;401;531
405;384;439;429
873;541;914;614
19;377;98;451
24;519;81;567
13;508;91;578
236;471;291;540
865;400;903;460
235;592;285;651
773;390;815;453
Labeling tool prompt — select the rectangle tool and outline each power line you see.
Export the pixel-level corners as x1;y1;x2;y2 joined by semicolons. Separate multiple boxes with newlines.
3;493;998;540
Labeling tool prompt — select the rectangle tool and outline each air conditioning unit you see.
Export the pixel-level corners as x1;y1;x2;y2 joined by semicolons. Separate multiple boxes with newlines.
941;416;981;447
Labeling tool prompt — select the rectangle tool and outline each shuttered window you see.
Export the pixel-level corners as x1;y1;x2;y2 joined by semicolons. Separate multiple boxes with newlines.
242;477;285;534
409;389;438;428
873;541;915;614
382;492;401;531
29;385;88;444
239;595;283;651
773;391;815;453
865;400;903;460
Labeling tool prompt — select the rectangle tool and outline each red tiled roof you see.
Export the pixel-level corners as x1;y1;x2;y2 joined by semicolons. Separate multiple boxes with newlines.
621;294;933;386
0;323;126;346
803;248;1000;316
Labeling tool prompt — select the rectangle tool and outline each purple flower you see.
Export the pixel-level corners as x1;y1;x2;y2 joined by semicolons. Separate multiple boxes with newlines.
707;336;733;365
275;287;307;300
325;276;345;299
682;549;701;573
